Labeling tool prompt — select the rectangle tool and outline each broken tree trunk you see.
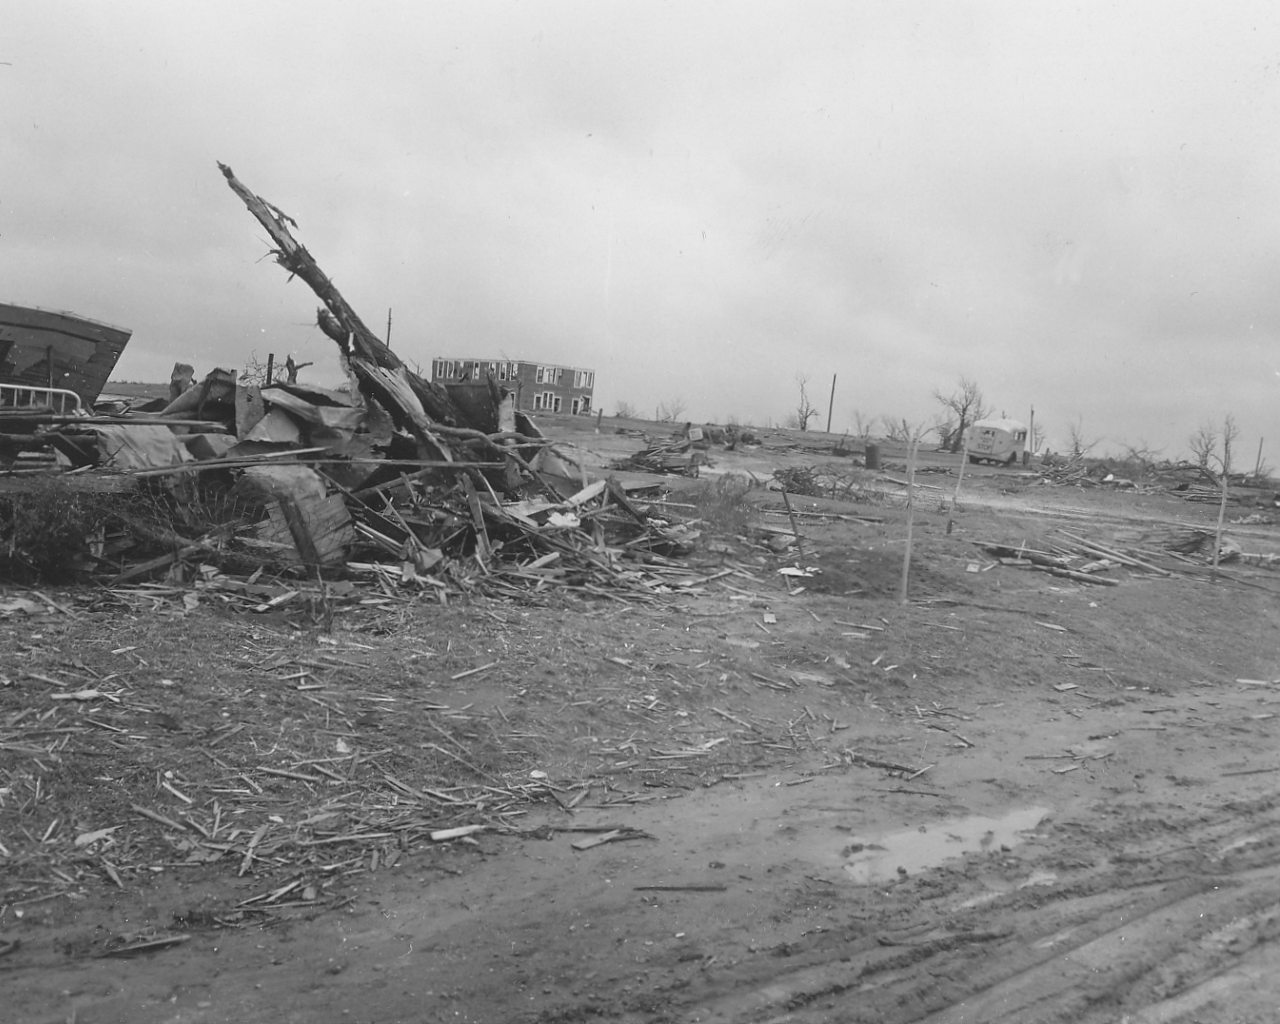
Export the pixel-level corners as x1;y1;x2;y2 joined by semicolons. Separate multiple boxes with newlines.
217;162;468;453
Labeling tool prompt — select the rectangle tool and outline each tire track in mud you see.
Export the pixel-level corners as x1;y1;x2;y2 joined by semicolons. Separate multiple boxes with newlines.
680;803;1280;1023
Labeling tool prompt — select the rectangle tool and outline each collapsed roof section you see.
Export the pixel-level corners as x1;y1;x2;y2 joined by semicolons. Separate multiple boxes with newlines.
0;303;132;407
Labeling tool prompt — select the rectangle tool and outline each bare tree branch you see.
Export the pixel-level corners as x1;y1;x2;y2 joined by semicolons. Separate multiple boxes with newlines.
791;373;817;431
932;376;992;453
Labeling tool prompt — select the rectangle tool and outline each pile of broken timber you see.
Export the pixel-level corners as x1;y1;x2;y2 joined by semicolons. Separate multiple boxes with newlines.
979;525;1278;587
977;539;1122;586
615;436;702;477
1176;483;1254;505
341;474;707;601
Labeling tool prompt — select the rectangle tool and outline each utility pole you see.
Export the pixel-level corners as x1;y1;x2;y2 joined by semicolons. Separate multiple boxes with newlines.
826;373;837;433
386;308;393;349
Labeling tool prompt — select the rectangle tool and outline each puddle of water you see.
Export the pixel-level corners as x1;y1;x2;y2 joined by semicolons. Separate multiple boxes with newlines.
839;806;1049;884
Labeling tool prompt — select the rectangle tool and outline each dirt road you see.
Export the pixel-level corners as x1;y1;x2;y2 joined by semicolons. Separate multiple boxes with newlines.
4;425;1280;1023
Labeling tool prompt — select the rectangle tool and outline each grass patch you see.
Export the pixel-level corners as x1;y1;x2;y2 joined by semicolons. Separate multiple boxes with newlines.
686;475;758;537
0;477;125;581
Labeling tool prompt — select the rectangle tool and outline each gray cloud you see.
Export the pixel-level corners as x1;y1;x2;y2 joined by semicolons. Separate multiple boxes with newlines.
2;1;1278;455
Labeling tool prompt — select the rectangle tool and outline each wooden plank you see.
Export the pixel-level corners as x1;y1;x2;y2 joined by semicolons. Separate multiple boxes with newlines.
462;475;491;562
259;494;354;566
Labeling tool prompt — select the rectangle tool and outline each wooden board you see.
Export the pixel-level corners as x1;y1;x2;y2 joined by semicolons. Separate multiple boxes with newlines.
258;494;356;567
0;303;132;405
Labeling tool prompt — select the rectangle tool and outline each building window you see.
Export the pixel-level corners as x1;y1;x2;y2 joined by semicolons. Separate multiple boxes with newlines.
535;366;545;384
552;394;562;412
498;363;507;381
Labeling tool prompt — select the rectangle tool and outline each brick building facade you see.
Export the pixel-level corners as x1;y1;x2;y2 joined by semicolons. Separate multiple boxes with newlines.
430;357;595;415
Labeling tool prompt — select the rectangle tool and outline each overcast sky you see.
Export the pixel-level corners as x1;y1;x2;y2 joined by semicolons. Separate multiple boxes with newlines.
4;2;1279;458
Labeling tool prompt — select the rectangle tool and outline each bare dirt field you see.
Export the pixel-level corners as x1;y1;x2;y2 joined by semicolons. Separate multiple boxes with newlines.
4;419;1280;1024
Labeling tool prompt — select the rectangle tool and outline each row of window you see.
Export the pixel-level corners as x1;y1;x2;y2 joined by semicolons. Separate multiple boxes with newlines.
433;359;519;382
532;392;593;414
432;360;595;390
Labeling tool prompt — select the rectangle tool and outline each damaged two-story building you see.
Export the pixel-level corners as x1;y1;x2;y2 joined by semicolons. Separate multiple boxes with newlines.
430;357;595;415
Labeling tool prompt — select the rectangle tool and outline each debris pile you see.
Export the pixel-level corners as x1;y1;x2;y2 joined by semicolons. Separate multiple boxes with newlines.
769;465;887;504
978;522;1280;585
0;166;716;594
613;435;705;477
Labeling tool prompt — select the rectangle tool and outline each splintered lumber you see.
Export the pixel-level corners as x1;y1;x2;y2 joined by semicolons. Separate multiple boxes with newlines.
1058;530;1174;576
99;933;191;958
217;162;468;444
1044;566;1120;586
976;542;1119;585
257;494;355;567
975;542;1072;568
461;476;492;562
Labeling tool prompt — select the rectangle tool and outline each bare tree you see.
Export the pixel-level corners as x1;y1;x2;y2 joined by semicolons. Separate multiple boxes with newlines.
850;410;874;439
880;415;912;442
1189;422;1218;477
1115;439;1165;475
1192;415;1240;573
792;373;817;431
930;413;957;449
1066;417;1100;459
1190;415;1238;480
932;376;992;453
655;397;687;422
241;351;271;387
615;400;638;419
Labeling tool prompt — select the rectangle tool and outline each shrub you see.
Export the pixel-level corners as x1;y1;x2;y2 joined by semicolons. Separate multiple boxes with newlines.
686;475;756;537
0;477;124;581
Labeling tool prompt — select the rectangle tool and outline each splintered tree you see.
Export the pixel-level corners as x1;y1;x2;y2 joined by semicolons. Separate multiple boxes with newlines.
932;377;992;453
218;162;468;460
880;416;912;442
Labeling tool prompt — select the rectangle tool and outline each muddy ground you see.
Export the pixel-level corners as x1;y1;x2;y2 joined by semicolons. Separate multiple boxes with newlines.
4;421;1280;1023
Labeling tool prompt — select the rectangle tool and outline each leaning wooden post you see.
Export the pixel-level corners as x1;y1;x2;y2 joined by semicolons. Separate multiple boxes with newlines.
900;434;919;604
946;431;970;534
781;489;807;562
1212;463;1230;576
